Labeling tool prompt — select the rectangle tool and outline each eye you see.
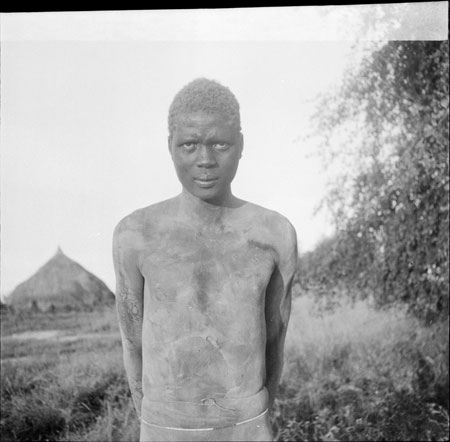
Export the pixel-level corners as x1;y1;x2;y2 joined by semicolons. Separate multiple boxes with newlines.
212;142;230;151
180;142;196;152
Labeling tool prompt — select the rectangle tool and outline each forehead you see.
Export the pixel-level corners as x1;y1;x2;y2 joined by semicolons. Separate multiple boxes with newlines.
172;112;239;135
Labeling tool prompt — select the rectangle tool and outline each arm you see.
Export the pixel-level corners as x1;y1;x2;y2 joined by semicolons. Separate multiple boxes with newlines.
264;219;298;412
112;217;144;419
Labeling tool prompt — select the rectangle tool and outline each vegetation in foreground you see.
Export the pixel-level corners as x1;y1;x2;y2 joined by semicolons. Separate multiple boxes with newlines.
274;294;449;441
1;295;448;442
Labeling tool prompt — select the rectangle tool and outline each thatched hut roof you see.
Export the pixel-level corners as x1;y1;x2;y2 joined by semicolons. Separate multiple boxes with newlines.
7;247;114;311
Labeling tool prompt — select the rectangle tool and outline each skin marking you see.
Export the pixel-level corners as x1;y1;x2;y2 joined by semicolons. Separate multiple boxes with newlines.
116;286;143;344
248;239;275;254
193;265;212;313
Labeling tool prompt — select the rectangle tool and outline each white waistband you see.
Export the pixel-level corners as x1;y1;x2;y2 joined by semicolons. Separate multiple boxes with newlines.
140;408;268;432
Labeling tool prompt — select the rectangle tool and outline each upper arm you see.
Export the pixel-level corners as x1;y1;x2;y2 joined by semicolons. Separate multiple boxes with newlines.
112;216;145;348
265;218;298;343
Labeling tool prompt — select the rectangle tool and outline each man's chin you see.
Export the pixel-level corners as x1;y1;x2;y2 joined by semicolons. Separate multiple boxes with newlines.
185;187;227;205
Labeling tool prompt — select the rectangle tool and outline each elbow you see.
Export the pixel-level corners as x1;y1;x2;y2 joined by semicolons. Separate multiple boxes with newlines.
122;336;142;353
122;344;142;364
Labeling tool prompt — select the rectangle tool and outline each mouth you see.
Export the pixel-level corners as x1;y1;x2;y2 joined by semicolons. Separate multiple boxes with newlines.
193;177;219;188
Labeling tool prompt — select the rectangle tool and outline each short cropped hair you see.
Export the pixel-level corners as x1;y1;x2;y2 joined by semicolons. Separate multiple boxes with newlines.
168;78;241;136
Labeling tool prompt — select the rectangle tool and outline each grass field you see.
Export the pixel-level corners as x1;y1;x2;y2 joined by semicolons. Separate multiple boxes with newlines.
1;293;448;441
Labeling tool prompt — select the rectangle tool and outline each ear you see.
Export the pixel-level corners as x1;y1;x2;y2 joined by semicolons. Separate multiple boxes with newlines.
168;136;173;156
238;133;244;159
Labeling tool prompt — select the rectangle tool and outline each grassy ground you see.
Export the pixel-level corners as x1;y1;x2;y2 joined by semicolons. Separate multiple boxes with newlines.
1;308;138;442
274;295;449;441
1;295;448;441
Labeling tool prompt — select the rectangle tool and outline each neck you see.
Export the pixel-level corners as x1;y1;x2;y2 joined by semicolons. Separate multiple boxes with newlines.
178;188;237;224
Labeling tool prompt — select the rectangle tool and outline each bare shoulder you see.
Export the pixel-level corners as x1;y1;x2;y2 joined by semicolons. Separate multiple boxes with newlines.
113;198;176;247
244;202;297;241
242;201;297;265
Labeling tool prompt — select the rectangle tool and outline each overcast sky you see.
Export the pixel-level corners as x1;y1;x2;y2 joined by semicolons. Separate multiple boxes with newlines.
1;4;447;296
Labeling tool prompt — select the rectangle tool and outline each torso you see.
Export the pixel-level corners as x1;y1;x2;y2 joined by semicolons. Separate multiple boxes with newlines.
121;197;286;410
126;196;284;403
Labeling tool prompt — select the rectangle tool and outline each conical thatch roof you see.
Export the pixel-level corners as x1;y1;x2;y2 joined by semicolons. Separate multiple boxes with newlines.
8;247;114;311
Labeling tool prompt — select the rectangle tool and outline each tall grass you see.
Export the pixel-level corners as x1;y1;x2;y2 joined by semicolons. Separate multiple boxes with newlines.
1;296;448;441
272;295;449;441
0;308;138;442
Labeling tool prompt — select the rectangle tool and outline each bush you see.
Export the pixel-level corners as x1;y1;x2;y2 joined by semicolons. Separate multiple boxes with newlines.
309;41;449;322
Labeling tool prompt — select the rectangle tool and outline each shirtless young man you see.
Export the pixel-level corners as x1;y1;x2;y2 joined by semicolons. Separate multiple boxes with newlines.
113;78;298;442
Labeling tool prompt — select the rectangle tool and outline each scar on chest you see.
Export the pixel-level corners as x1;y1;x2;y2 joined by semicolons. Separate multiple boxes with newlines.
247;239;273;253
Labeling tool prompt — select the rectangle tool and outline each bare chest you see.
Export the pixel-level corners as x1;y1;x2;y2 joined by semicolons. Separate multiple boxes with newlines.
138;224;275;309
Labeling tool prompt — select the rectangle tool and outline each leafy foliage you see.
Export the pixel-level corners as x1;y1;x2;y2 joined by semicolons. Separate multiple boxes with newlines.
308;41;449;322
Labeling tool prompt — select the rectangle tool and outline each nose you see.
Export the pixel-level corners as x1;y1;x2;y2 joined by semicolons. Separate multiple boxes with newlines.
196;144;217;168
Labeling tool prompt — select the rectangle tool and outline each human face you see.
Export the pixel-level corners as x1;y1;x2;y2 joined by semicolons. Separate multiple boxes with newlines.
169;112;243;205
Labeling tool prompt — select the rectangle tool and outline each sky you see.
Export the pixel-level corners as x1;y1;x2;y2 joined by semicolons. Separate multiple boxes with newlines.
1;4;448;296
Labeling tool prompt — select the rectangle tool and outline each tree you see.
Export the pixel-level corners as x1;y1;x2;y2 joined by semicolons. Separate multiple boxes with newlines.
310;41;449;322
